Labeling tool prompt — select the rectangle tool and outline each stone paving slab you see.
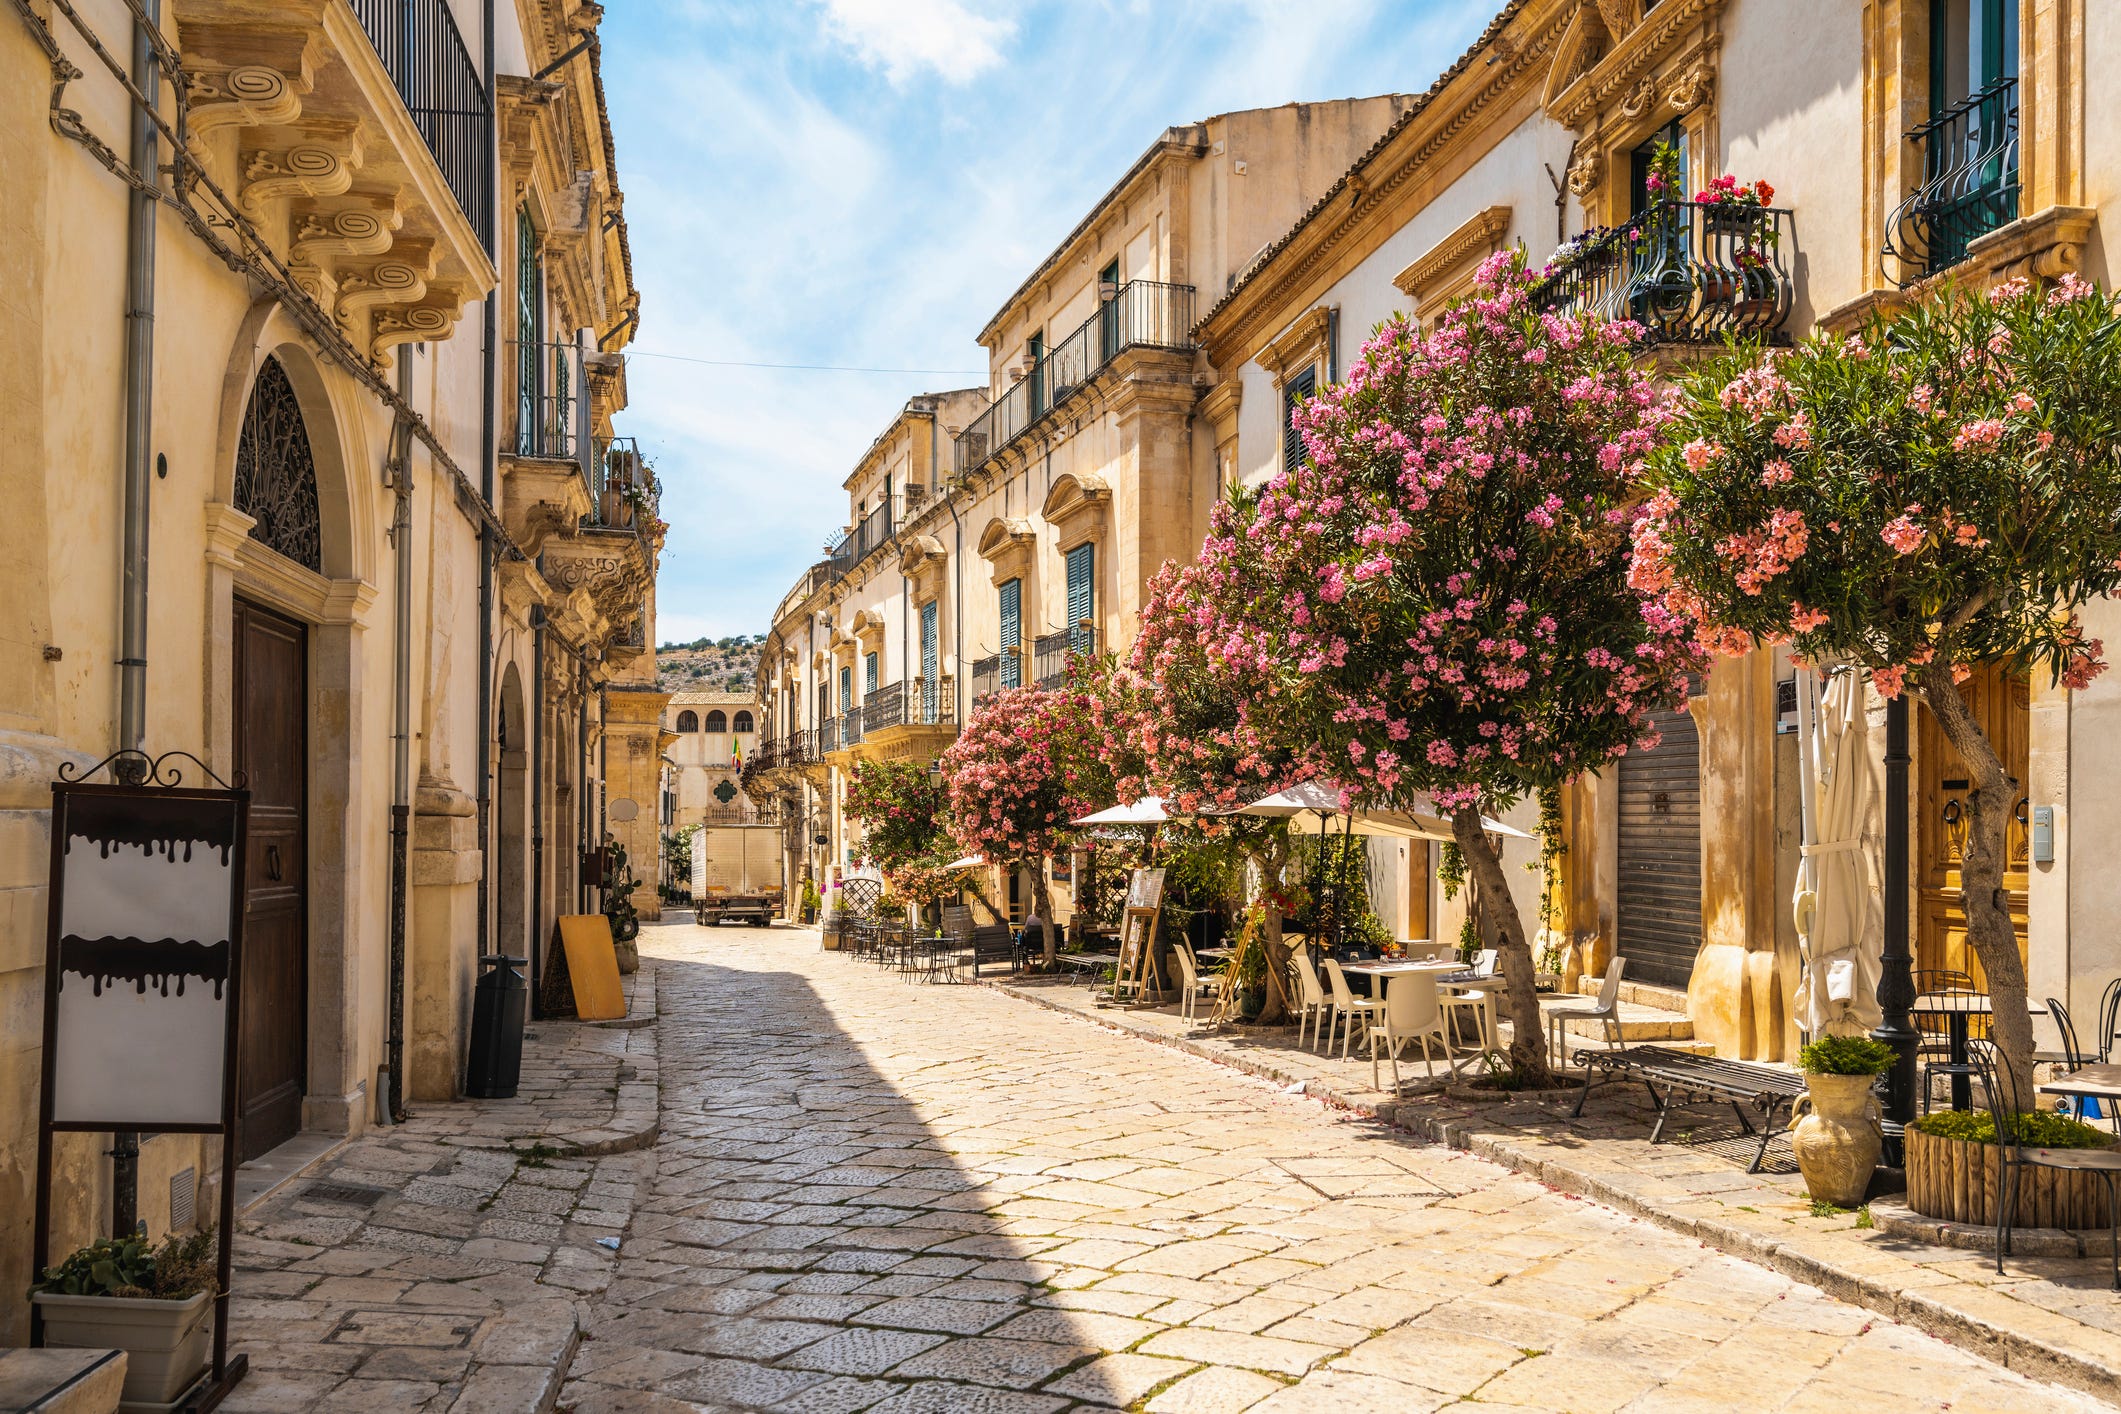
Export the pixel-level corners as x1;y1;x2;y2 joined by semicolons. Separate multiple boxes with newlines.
219;959;663;1410
560;924;2107;1414
991;973;2121;1404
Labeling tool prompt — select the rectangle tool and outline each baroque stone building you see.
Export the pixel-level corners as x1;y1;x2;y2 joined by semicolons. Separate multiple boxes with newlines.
0;0;662;1338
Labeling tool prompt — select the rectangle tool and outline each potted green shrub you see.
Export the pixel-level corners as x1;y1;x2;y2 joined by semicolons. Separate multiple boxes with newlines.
32;1229;218;1406
800;878;822;926
1791;1035;1893;1207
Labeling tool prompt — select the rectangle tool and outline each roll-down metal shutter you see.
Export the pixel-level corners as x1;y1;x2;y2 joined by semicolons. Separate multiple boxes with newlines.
1616;705;1702;989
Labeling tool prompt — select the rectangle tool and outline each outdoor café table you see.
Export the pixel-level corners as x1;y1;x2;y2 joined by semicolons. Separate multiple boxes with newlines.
1913;992;2047;1111
2037;1063;2121;1124
1340;958;1465;999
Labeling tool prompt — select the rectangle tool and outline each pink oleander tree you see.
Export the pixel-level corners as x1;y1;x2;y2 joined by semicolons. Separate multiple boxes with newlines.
942;685;1106;967
1101;556;1315;1022
1212;250;1702;1082
1634;275;2121;1097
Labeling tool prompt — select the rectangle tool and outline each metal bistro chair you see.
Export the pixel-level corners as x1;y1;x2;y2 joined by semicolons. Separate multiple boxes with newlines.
2099;977;2121;1064
1968;1038;2121;1291
2036;998;2098;1073
1913;969;1982;1114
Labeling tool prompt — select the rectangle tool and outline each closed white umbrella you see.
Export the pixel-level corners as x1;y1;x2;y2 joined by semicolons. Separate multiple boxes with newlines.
1793;666;1880;1036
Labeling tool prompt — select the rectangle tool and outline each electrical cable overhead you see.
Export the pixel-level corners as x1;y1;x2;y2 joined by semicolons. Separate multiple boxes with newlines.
625;349;985;376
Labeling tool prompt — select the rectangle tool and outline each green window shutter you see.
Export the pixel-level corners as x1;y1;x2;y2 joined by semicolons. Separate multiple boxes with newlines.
1282;366;1317;475
1065;543;1094;654
865;652;878;694
839;666;851;713
515;206;539;452
920;602;939;721
999;578;1021;689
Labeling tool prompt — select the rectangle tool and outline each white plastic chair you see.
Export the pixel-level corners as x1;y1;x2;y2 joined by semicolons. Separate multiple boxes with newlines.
1441;949;1498;1054
1321;958;1384;1060
1370;971;1450;1091
1291;948;1331;1051
1173;944;1217;1025
1547;956;1627;1068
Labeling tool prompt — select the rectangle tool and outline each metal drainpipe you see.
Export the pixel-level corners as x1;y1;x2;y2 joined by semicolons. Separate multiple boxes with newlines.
110;0;163;1242
529;609;546;1016
474;0;496;964
945;495;964;726
577;665;590;913
385;357;416;1124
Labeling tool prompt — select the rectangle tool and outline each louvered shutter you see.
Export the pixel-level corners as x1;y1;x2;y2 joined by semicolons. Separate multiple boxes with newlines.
1065;543;1094;655
999;578;1021;689
920;602;939;721
1283;366;1317;474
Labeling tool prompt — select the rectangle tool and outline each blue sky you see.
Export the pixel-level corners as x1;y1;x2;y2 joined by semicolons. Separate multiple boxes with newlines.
599;0;1494;645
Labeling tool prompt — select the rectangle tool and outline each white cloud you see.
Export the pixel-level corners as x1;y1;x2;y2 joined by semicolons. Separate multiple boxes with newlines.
815;0;1015;86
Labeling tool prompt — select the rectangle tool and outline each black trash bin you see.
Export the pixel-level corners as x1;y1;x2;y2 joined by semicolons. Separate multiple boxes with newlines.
465;953;528;1098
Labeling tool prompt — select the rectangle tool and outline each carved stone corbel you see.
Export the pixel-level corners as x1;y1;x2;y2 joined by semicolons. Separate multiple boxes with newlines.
1666;58;1715;115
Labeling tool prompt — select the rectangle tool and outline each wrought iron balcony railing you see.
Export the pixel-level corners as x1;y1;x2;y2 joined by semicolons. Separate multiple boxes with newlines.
513;339;591;469
970;653;1002;702
954;280;1195;476
348;0;494;252
857;679;958;734
1532;199;1795;346
1884;77;2019;286
590;437;658;532
1034;626;1098;689
840;711;864;749
825;500;895;584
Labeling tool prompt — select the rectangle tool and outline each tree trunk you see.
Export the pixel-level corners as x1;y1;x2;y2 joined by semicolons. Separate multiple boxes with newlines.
1919;673;2036;1104
1452;806;1556;1086
1249;838;1294;1025
1032;863;1058;969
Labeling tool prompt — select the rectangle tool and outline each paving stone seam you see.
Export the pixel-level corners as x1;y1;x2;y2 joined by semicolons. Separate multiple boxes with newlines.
986;978;2121;1409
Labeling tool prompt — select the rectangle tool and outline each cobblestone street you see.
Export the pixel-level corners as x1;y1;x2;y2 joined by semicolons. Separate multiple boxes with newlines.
546;925;2104;1414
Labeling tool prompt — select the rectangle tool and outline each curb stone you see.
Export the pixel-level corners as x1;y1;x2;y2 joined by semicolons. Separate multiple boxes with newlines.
987;979;2121;1407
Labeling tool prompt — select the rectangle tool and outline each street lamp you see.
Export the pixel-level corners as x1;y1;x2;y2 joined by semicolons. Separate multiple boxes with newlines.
1873;695;1918;1165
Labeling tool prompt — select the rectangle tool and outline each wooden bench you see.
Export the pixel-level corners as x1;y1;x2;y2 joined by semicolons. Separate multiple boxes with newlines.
1571;1045;1809;1173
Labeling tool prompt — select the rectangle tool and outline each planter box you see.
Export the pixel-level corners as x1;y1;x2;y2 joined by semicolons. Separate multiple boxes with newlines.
1905;1125;2116;1229
33;1289;211;1407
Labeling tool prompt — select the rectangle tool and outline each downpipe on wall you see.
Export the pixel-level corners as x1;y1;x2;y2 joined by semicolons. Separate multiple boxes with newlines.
384;368;416;1124
530;608;546;1018
109;0;163;1241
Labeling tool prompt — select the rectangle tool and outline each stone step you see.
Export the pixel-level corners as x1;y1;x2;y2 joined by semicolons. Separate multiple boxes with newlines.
1542;996;1697;1043
1572;975;1692;1012
0;1349;126;1414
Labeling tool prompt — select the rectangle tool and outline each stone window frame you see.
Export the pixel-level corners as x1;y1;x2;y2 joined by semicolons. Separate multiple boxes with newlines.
1546;0;1725;231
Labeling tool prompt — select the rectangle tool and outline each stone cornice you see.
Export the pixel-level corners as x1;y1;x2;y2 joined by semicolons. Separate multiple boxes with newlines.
1549;0;1726;132
1394;203;1514;306
1259;306;1334;384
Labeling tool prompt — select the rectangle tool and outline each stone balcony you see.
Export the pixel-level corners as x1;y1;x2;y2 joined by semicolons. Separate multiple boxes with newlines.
173;0;497;366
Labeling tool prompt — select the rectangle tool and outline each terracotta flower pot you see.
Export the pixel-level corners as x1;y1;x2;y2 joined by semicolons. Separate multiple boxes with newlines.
1790;1072;1883;1208
33;1289;213;1406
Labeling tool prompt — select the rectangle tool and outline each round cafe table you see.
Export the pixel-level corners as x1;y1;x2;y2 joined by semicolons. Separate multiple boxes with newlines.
1912;991;2046;1111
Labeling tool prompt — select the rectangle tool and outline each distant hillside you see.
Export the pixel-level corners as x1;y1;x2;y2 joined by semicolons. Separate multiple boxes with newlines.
657;634;763;695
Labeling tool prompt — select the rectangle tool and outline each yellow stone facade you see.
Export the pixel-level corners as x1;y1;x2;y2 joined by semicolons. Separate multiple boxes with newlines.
0;0;661;1340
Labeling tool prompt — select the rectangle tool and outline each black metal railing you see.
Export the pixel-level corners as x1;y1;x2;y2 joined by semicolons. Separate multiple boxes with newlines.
824;500;895;584
349;0;494;252
857;679;958;733
1532;199;1795;346
513;339;590;476
954;280;1195;476
1884;77;2019;286
589;436;658;531
1034;626;1098;689
970;654;1001;701
840;711;864;749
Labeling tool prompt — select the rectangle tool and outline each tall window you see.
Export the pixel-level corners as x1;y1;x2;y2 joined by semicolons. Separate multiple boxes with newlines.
920;601;939;721
675;710;699;732
864;651;879;695
515;205;541;454
1629;118;1687;218
999;578;1022;689
1282;366;1317;475
1026;331;1046;418
1065;543;1094;655
1098;259;1122;362
816;682;829;726
839;665;853;714
733;710;753;733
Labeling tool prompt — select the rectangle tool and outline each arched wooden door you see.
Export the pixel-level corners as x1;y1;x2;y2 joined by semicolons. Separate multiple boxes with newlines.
1917;664;2030;983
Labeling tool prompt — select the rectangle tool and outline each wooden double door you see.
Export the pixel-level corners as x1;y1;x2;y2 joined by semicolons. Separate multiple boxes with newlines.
233;600;308;1160
1917;663;2030;983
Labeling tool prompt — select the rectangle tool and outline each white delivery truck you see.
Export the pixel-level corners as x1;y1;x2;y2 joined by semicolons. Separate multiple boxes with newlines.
691;824;785;926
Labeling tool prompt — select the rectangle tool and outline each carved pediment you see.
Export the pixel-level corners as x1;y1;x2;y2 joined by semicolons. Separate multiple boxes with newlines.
1548;0;1726;134
1040;472;1111;542
976;516;1036;560
1393;205;1514;313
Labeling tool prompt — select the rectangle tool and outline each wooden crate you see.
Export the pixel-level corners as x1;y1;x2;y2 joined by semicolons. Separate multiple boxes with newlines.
1906;1125;2115;1229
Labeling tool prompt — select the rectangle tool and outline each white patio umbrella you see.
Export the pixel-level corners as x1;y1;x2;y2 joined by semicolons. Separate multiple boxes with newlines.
1235;780;1530;841
1792;666;1881;1036
943;853;986;870
1073;797;1173;825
